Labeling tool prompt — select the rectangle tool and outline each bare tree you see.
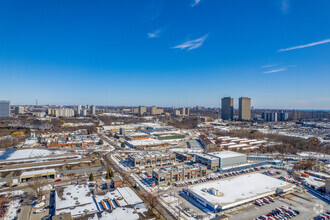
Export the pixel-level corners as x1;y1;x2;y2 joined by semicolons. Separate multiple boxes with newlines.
28;178;48;202
144;192;160;210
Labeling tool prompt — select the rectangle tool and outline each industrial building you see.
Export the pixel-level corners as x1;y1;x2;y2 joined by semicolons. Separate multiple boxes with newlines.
20;169;56;182
127;151;176;168
185;173;295;212
188;140;203;150
152;163;207;185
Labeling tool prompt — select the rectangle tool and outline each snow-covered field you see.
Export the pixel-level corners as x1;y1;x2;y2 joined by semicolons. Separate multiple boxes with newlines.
6;149;67;160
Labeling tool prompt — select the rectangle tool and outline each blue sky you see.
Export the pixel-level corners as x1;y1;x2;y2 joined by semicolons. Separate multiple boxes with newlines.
0;0;329;109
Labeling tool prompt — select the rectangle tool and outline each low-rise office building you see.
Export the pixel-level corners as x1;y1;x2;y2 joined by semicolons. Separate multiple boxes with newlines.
194;153;219;171
152;164;207;185
128;151;176;168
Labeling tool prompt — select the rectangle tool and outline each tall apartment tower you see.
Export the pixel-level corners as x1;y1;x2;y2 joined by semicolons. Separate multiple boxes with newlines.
90;105;96;115
138;106;147;116
76;105;81;115
181;107;190;116
0;100;10;117
15;106;25;114
221;97;233;120
239;97;251;121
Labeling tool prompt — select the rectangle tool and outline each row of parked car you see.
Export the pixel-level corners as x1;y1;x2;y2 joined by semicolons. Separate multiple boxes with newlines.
263;170;281;176
256;205;300;220
279;176;302;185
254;196;275;206
315;212;330;220
174;166;267;187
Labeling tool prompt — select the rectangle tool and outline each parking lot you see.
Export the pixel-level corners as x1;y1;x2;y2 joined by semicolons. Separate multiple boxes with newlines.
226;191;329;220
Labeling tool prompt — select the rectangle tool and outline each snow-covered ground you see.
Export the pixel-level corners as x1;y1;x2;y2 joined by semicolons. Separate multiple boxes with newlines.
4;199;20;220
6;149;67;160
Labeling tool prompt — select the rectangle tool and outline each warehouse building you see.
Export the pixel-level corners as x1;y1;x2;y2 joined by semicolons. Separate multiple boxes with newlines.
20;169;56;182
184;173;295;212
207;151;247;169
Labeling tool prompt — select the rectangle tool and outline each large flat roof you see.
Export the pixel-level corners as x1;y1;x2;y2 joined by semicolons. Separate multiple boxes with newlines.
208;150;245;159
21;168;56;176
189;173;293;209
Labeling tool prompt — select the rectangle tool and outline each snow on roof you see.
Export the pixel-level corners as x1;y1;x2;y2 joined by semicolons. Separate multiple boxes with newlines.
126;139;164;146
116;187;143;205
21;169;55;176
228;144;249;148
5;149;66;160
189;173;292;207
208;150;245;159
55;184;97;216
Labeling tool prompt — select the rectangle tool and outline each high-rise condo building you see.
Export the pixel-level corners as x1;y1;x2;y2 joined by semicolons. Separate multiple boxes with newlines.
181;107;190;116
238;97;251;121
138;106;147;116
15;106;25;114
0;100;10;117
76;105;81;115
221;97;233;120
90;105;96;115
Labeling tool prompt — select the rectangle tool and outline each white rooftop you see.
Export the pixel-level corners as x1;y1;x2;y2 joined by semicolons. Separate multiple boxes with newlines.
21;168;56;176
208;150;245;159
189;173;293;209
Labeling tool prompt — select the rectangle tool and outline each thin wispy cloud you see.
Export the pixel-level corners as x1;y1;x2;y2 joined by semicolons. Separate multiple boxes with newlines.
278;39;330;52
147;29;161;38
263;68;287;74
262;64;296;74
192;0;201;7
261;64;279;68
172;34;208;51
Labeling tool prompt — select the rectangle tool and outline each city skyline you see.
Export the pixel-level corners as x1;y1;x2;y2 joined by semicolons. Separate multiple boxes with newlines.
0;0;330;109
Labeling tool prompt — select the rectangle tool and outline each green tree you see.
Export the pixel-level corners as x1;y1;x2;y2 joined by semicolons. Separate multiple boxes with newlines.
106;171;110;180
121;142;126;148
110;170;114;177
89;173;94;181
98;139;104;145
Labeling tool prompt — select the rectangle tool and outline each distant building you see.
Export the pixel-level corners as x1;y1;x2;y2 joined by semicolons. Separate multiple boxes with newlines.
312;111;329;120
181;107;190;116
0;100;10;117
293;110;301;120
151;106;164;115
15;106;24;114
278;110;288;121
173;109;181;116
76;105;81;115
138;106;146;116
90;105;96;115
238;97;251;121
80;109;87;117
221;97;233;120
55;108;75;118
262;112;278;122
326;178;330;194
